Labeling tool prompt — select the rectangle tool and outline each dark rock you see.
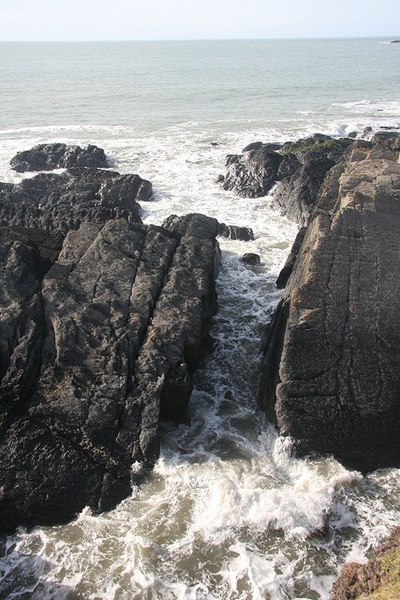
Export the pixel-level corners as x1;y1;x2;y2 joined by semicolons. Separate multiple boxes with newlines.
362;126;373;137
390;39;400;43
260;133;400;470
276;227;306;289
210;142;219;146
240;253;261;265
220;145;283;197
273;136;353;226
10;143;110;172
218;223;254;241
242;141;282;153
347;131;358;138
0;212;220;533
219;135;352;213
0;168;152;260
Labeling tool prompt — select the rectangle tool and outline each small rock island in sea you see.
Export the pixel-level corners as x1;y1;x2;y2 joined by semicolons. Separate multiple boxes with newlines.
1;133;399;557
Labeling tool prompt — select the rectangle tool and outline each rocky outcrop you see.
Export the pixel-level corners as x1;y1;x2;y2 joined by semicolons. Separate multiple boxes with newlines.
332;528;400;599
0;168;152;262
0;211;219;533
272;135;353;225
10;143;110;172
218;135;353;227
240;253;261;265
219;143;283;197
218;223;254;241
260;134;400;470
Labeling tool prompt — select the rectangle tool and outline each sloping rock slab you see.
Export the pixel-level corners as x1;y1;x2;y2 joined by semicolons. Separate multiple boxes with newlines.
260;137;400;470
0;213;219;533
10;143;110;172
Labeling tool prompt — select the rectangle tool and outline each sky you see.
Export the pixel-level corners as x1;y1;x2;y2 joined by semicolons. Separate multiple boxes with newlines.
0;0;399;41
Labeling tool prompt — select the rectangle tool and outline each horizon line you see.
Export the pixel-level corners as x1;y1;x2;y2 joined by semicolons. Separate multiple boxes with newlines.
1;34;399;43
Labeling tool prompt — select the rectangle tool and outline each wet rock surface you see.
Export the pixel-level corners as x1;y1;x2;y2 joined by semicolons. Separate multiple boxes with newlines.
0;153;219;532
10;143;110;172
240;253;261;265
261;134;400;470
218;223;254;241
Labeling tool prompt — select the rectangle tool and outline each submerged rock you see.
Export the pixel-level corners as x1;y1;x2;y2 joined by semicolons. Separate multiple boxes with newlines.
0;213;219;533
240;253;261;265
218;223;254;241
10;143;110;172
260;133;400;470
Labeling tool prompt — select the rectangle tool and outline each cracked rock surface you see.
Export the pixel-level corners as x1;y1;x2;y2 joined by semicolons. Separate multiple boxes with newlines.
261;133;400;469
0;161;219;532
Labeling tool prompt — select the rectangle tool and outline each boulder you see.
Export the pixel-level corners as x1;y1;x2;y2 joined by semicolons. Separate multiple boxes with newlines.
0;213;220;533
240;253;261;265
218;223;254;241
10;143;110;172
260;134;400;470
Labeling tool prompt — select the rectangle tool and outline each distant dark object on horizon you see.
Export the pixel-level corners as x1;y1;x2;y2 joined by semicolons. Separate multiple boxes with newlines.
390;39;400;43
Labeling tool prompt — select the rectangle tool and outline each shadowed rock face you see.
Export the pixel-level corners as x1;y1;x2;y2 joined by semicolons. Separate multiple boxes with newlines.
218;135;353;215
10;143;110;172
0;170;219;533
261;134;400;470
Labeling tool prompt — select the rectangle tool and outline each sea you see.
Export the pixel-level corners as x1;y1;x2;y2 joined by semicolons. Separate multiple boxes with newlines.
0;38;399;600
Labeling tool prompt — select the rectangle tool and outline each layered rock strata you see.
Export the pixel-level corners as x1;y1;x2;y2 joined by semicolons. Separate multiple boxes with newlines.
261;133;400;469
10;143;110;172
0;159;219;532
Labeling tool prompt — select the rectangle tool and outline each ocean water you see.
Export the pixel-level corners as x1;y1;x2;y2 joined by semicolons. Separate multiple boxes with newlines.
0;38;400;600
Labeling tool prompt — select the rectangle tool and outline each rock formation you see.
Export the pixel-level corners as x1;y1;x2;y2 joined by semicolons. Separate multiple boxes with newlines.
0;168;152;262
10;143;110;172
0;158;219;532
260;132;400;470
218;223;254;241
218;135;353;218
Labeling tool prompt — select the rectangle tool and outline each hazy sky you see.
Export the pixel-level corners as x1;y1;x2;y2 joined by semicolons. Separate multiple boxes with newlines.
1;0;399;41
